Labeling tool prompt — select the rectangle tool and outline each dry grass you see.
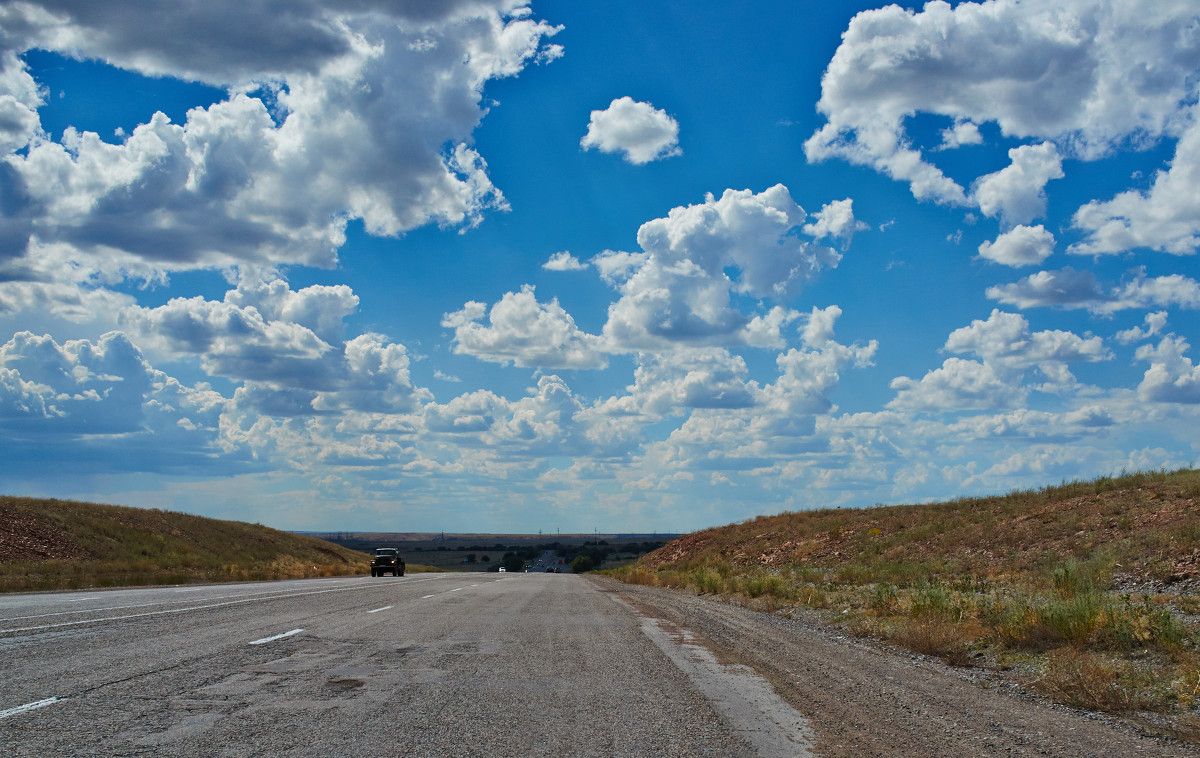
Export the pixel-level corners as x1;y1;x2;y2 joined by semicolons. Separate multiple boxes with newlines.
1034;648;1164;712
0;495;379;591
608;468;1200;734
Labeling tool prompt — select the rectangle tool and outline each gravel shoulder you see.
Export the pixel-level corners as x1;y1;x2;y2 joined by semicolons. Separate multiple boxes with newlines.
595;576;1200;758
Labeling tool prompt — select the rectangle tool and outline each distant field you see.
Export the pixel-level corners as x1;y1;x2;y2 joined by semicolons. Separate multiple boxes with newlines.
311;533;675;573
612;468;1200;741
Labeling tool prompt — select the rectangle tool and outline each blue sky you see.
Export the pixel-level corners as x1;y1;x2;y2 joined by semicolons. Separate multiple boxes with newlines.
1;0;1198;533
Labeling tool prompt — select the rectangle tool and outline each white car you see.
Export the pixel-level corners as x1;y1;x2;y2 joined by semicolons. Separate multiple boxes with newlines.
498;567;507;572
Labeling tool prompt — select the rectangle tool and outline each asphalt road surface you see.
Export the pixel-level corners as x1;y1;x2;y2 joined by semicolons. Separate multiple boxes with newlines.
1;574;1192;757
0;574;794;757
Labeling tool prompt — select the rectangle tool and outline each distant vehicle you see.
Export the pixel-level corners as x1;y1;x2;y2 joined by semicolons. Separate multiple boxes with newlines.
370;547;405;577
498;567;507;572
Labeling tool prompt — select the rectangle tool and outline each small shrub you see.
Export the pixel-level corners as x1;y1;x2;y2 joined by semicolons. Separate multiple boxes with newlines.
889;618;972;667
911;579;959;620
1034;590;1103;647
871;583;898;613
1172;661;1200;708
1099;597;1188;652
1034;649;1161;713
694;568;726;595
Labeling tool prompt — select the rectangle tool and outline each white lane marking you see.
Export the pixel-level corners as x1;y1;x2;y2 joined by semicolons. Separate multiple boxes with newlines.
248;628;304;645
449;587;464;592
0;580;436;635
2;583;356;622
0;697;60;720
366;605;394;614
421;594;436;599
1;575;445;625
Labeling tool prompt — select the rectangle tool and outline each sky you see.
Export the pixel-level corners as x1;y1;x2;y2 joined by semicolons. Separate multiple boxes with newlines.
1;0;1199;534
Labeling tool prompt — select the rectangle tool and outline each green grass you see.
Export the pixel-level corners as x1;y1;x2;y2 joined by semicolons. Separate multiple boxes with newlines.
609;468;1200;738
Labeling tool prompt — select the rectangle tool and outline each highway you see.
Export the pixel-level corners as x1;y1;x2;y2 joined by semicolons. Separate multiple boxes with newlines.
3;573;1190;757
0;574;794;757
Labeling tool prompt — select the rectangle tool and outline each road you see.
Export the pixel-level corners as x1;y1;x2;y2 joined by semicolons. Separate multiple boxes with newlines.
0;573;796;757
1;574;1192;757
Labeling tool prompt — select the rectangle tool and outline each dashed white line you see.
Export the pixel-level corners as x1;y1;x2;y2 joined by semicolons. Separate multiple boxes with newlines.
421;594;436;599
5;580;365;623
248;628;304;645
366;605;393;614
0;697;60;720
2;585;366;635
449;587;464;592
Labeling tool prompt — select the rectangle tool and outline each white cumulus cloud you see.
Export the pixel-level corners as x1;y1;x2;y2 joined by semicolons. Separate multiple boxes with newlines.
1136;335;1200;403
0;2;561;280
978;225;1056;267
987;268;1200;314
971;142;1063;226
580;96;681;165
602;185;840;351
805;0;1200;229
442;285;607;369
542;251;586;271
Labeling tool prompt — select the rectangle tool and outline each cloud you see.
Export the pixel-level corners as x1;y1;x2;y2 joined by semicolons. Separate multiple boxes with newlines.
801;198;869;245
442;285;607;369
0;330;230;471
121;295;339;388
602;185;840;351
978;224;1055;267
890;310;1108;411
580;96;681;165
800;305;842;347
760;331;877;431
624;349;758;415
1;1;535;86
971;142;1063;226
0;51;41;155
225;271;358;345
1136;335;1200;403
1115;311;1168;344
987;267;1200;314
592;250;647;285
124;278;429;412
805;0;1200;211
312;334;429;414
1070;109;1200;256
889;358;1025;412
0;3;561;278
542;251;586;271
943;309;1110;370
939;120;982;150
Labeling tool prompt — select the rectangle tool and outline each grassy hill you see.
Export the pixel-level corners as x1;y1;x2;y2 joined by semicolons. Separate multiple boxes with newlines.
612;468;1200;738
0;495;375;592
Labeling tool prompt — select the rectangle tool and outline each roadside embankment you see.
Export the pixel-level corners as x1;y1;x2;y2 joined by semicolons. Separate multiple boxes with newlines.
0;495;372;591
610;469;1200;744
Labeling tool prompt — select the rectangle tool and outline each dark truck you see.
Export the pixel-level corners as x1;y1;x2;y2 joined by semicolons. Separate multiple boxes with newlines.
370;547;405;577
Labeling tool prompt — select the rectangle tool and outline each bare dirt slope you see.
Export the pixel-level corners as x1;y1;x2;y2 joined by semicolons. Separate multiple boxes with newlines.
598;577;1198;758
